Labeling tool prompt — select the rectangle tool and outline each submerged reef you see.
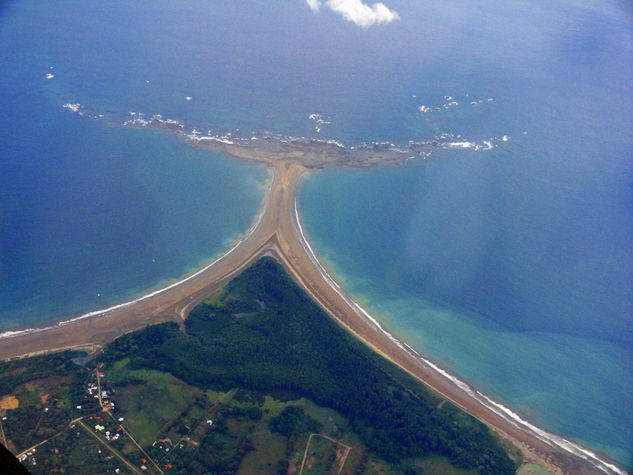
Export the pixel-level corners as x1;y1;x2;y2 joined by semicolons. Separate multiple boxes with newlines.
123;113;499;169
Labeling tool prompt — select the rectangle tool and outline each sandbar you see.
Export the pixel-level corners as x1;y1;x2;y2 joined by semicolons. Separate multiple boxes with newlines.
0;152;623;475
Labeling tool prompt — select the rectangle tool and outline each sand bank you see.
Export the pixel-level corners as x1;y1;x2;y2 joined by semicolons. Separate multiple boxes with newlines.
0;160;624;475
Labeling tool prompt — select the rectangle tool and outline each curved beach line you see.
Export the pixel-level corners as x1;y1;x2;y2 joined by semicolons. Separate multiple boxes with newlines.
0;170;274;342
292;198;624;475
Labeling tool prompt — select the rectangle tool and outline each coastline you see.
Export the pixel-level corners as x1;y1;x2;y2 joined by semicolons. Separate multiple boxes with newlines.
290;196;626;475
0;161;626;475
0;169;274;343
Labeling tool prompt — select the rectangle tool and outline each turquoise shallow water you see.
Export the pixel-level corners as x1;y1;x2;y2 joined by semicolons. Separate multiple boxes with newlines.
296;1;633;466
0;0;631;469
299;156;632;466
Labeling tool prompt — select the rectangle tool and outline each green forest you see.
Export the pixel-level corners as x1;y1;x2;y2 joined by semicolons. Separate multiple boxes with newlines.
99;257;517;474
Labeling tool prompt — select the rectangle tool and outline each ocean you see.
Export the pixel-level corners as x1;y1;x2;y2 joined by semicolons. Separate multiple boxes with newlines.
1;0;631;469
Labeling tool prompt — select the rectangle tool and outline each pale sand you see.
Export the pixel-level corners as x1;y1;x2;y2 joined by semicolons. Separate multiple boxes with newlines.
0;161;622;474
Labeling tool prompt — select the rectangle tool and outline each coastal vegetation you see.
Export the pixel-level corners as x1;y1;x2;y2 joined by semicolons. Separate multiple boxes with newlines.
1;258;518;474
100;257;517;473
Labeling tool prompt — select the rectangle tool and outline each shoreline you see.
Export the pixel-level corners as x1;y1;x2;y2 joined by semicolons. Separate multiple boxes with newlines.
0;160;626;475
291;196;626;475
0;168;275;343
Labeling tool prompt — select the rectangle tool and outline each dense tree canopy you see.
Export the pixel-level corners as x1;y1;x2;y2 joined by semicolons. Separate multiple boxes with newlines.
101;257;516;474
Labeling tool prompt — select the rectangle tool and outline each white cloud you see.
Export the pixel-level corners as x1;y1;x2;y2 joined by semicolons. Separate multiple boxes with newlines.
306;0;321;12
306;0;399;28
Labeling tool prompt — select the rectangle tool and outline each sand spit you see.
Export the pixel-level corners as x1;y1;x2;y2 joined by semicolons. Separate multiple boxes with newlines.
0;113;624;474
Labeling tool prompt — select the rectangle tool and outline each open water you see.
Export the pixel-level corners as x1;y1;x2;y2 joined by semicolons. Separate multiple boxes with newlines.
0;0;631;469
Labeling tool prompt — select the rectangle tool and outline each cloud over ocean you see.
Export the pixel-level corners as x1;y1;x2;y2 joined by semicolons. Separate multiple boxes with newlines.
306;0;399;28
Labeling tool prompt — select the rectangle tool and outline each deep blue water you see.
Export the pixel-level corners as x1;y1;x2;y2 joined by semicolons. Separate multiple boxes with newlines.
1;0;631;469
0;106;268;327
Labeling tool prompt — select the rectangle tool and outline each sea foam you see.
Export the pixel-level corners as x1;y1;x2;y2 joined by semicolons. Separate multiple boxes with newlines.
63;103;81;113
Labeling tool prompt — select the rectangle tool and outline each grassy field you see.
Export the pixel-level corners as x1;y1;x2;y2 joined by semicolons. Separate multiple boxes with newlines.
517;464;555;475
301;435;346;475
105;366;199;447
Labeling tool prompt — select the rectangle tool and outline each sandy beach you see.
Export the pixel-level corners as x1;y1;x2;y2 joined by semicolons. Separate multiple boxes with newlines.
0;160;623;475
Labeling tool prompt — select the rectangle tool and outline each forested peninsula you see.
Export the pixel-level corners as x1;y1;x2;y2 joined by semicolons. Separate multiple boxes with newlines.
1;258;517;474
